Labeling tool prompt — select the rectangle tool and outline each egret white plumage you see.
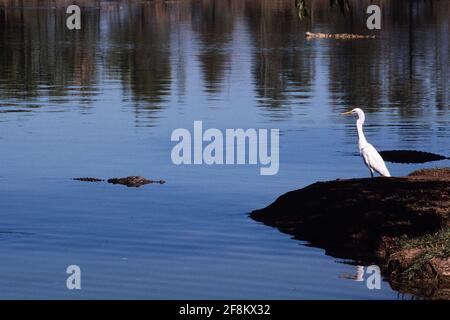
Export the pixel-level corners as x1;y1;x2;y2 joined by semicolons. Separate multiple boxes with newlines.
342;108;391;178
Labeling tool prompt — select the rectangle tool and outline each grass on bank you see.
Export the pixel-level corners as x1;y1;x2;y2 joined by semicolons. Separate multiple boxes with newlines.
396;228;450;281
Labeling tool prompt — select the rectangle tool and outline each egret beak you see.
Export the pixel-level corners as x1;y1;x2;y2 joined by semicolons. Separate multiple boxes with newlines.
341;110;353;116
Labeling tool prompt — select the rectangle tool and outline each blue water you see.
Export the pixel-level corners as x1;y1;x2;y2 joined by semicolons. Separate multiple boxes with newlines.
0;0;448;299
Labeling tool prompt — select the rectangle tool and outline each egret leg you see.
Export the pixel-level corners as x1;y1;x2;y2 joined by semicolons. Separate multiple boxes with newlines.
370;169;374;178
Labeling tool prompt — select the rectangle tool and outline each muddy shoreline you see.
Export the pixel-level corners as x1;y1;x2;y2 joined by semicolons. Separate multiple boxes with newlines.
250;168;450;299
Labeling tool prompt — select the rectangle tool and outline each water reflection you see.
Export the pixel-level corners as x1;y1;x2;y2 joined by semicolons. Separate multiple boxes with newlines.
191;0;234;95
0;1;100;109
103;2;172;126
0;0;448;124
245;0;315;113
341;265;365;282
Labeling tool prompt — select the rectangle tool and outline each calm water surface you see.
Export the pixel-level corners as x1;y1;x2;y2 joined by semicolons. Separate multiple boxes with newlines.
0;0;449;299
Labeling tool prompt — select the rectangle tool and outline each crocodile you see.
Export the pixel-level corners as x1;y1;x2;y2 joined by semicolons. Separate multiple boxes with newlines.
305;31;376;39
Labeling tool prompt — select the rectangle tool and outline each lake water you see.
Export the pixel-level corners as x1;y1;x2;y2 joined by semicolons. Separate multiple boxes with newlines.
0;0;448;299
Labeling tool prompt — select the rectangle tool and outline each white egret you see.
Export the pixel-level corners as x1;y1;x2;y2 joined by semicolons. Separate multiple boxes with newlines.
342;108;391;178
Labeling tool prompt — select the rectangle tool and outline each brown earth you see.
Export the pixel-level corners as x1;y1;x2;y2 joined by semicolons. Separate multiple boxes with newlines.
250;168;450;299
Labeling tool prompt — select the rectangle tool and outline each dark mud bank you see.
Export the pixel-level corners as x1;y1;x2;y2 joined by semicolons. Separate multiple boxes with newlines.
251;168;450;299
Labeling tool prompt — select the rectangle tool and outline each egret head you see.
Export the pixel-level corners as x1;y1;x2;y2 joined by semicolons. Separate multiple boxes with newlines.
341;107;365;124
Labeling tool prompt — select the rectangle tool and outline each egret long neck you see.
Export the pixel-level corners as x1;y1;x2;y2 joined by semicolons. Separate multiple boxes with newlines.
356;122;368;150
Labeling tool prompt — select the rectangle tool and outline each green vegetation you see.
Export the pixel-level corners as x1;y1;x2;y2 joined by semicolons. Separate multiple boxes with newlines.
397;229;450;281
